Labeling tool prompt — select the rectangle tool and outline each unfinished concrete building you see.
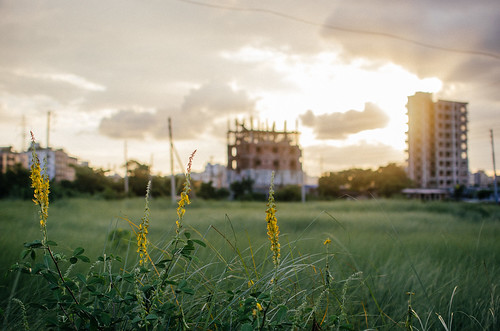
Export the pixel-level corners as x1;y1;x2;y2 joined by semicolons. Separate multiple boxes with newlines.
406;92;469;190
227;119;303;190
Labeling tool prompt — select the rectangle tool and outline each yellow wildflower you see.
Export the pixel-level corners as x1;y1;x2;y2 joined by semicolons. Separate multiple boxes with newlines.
266;172;280;267
324;238;331;245
256;302;263;311
176;150;196;234
29;132;50;243
137;181;151;265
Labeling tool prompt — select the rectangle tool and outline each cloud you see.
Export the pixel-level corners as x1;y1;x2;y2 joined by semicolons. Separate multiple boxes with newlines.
300;103;389;140
319;0;500;87
13;70;106;91
98;81;257;140
98;109;157;139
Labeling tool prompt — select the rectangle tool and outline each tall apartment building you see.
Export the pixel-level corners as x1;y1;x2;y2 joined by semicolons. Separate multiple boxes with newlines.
406;92;469;189
227;119;302;190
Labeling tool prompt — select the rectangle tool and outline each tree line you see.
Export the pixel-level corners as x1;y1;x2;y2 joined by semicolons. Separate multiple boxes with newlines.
0;161;412;201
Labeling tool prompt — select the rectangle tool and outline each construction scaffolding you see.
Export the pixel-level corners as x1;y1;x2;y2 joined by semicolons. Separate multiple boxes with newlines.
227;118;303;190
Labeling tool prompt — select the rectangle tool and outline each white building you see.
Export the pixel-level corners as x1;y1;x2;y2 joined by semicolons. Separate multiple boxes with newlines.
27;144;77;182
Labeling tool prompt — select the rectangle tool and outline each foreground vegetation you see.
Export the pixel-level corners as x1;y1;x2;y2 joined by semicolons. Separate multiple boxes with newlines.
0;142;498;329
1;192;499;329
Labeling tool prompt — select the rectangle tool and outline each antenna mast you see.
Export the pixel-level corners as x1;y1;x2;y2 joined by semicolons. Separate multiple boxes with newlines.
491;129;498;203
22;115;27;151
47;111;51;148
124;140;129;194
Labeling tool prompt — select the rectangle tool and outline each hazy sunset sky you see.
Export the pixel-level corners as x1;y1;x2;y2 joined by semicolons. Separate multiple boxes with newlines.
1;0;499;176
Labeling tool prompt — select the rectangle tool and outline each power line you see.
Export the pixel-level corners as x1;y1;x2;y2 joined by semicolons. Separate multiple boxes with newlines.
177;0;500;61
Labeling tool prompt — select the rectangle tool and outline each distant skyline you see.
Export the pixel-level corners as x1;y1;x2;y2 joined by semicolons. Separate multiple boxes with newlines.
1;1;499;176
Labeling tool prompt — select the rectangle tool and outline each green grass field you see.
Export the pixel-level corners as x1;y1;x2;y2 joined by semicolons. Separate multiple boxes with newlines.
1;197;499;329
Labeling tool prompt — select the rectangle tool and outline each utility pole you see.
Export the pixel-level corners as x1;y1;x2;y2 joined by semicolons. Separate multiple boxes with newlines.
124;140;129;195
47;111;51;148
168;117;176;202
22;115;27;151
491;129;498;203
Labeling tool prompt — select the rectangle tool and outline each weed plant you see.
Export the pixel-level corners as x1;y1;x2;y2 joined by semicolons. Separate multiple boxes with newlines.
1;136;499;329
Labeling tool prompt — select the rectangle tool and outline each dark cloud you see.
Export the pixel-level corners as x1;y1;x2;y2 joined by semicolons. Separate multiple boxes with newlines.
320;0;500;86
300;103;389;140
98;81;256;140
98;110;156;139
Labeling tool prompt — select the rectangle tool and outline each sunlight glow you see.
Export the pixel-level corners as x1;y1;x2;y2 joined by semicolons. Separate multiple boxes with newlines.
223;47;442;153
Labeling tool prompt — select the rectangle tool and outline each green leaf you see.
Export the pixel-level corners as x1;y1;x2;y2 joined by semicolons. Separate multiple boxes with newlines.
20;249;30;260
76;273;87;284
98;311;111;326
88;277;105;285
63;280;78;291
69;257;78;264
146;314;158;321
73;247;85;256
273;305;288;324
24;240;43;248
42;271;59;285
184;231;191;239
241;323;253;331
177;280;194;295
123;273;134;283
46;240;58;246
30;249;36;260
28;302;48;311
76;255;90;263
192;239;206;247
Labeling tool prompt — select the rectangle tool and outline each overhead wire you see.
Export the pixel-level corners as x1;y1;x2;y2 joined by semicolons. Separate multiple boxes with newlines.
176;0;500;61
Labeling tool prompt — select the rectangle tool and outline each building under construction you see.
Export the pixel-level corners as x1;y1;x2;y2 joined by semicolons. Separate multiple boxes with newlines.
227;119;303;190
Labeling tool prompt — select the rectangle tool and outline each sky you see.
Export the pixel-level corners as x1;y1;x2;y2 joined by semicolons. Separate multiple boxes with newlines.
1;0;499;177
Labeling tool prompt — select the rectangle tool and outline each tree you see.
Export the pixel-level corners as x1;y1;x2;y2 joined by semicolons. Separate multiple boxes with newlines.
373;163;412;197
197;181;216;199
127;160;150;196
275;185;302;202
230;178;255;200
0;163;31;199
318;172;343;198
71;165;111;194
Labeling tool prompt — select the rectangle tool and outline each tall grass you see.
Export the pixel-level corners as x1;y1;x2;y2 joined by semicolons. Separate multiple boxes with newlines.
0;155;498;329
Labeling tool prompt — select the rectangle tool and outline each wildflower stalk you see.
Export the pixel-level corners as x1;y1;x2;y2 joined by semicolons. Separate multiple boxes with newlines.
266;172;280;270
260;172;280;331
137;180;152;267
29;132;50;246
12;298;30;331
176;150;196;236
324;238;332;287
29;132;80;330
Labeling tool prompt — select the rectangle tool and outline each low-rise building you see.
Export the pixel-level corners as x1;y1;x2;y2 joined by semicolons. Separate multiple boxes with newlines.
0;146;28;173
27;144;77;182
